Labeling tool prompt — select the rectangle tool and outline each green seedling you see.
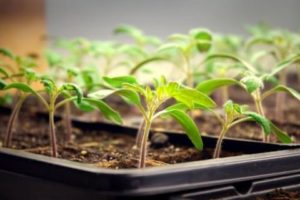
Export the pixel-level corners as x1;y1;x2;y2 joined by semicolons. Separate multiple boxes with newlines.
201;34;244;106
211;100;292;158
0;48;37;83
46;49;78;142
3;77;122;157
157;28;213;87
246;29;300;122
89;76;216;168
0;48;39;147
114;24;161;48
91;41;156;76
56;37;93;68
204;53;300;142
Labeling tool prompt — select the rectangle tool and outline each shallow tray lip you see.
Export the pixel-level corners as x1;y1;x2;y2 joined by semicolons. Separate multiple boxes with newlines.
71;117;300;147
2;147;300;196
1;147;300;176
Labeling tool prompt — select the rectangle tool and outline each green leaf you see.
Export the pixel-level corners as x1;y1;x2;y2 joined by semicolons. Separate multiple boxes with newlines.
82;98;122;124
270;122;293;143
122;83;145;95
88;89;141;106
196;78;239;95
164;102;210;112
223;100;242;122
157;42;186;54
262;85;300;101
41;77;56;94
241;75;263;93
0;79;7;89
24;68;38;82
114;25;143;41
130;57;167;75
168;34;189;42
46;50;62;67
119;45;147;60
165;103;189;111
61;83;83;103
172;87;216;109
74;99;95;112
0;48;15;60
245;37;273;51
204;53;258;74
0;93;13;106
0;67;9;78
103;76;138;88
4;82;38;96
269;55;300;77
244;111;271;134
191;29;212;52
145;36;161;46
160;109;203;150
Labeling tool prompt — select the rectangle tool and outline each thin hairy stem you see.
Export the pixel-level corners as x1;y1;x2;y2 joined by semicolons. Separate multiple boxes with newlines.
253;90;267;142
135;118;145;148
138;119;152;168
4;94;27;147
64;102;72;143
48;97;58;157
213;125;228;158
275;69;286;123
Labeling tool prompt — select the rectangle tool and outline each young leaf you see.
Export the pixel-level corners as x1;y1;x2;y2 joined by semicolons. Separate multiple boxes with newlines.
114;24;143;41
244;111;271;134
130;57;167;75
269;55;300;77
168;34;189;42
0;48;15;60
196;78;239;95
173;87;216;109
262;85;300;101
224;100;241;122
204;53;258;74
241;75;263;93
0;79;6;89
192;29;212;52
0;67;9;78
41;78;56;94
88;89;141;106
145;36;161;46
4;82;37;95
61;83;83;103
81;98;122;124
74;99;95;112
161;109;203;150
103;76;138;88
270;122;293;143
245;37;273;51
46;50;62;67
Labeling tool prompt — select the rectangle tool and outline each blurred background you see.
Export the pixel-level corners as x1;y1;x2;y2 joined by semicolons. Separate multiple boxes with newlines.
46;0;300;39
0;0;300;67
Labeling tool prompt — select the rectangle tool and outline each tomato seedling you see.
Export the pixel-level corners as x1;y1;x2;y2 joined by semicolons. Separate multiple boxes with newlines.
89;76;216;168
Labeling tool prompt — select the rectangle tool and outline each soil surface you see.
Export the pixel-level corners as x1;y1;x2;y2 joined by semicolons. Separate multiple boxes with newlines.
0;110;241;169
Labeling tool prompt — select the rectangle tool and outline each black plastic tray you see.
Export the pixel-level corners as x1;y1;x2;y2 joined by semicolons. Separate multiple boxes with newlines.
171;172;300;200
1;107;300;199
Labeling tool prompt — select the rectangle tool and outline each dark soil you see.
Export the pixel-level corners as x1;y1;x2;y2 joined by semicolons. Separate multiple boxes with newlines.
254;188;300;200
0;110;240;169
